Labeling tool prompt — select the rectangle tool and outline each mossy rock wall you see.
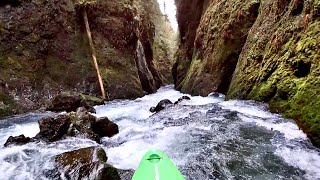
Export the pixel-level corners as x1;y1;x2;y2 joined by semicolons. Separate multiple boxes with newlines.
227;0;320;147
173;0;260;95
0;0;171;118
174;0;320;147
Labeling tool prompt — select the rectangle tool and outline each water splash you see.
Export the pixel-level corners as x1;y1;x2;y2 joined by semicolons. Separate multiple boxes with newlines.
0;85;319;179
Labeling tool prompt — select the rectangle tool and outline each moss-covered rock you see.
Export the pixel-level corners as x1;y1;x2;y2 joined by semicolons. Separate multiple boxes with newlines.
174;0;260;95
227;0;320;147
55;146;121;180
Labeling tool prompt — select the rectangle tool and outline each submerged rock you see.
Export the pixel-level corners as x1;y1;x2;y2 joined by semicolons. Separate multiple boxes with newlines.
55;146;121;180
4;134;31;147
46;93;104;113
150;99;173;113
174;96;191;104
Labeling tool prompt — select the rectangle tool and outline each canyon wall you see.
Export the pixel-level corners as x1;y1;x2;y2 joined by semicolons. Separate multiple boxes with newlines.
174;0;320;146
0;0;173;117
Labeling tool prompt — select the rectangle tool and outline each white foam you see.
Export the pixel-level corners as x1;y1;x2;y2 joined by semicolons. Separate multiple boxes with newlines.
104;118;186;170
0;122;39;145
239;114;307;140
275;147;320;179
220;100;278;118
0;85;319;180
95;85;223;120
94;86;184;120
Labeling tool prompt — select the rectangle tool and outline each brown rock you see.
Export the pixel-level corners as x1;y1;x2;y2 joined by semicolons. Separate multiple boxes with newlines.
55;146;121;180
92;117;119;138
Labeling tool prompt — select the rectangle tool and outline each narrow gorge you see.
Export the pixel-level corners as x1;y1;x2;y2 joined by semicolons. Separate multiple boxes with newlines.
0;0;320;179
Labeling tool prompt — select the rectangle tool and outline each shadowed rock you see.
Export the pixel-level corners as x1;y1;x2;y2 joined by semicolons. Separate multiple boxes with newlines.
46;93;104;113
150;99;173;113
92;117;119;138
35;115;71;142
4;134;31;147
174;96;191;104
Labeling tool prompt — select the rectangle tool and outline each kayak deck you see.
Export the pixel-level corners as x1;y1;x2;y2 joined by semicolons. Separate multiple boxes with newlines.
132;149;185;180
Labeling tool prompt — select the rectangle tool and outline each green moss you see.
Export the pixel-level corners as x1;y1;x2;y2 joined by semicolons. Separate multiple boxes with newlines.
80;94;104;103
0;92;16;118
96;147;108;163
248;81;276;102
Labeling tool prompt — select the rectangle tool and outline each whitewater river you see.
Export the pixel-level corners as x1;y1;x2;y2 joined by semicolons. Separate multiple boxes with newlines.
0;85;320;179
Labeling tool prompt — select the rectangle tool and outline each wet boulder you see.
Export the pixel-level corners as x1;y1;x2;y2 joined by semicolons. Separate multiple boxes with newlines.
46;93;104;113
31;108;118;144
55;146;121;180
150;99;173;113
66;107;101;143
35;115;71;142
92;117;119;138
174;96;191;104
4;134;31;147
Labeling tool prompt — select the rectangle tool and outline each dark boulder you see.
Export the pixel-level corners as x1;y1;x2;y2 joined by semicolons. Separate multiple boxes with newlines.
4;134;31;147
35;115;71;142
46;93;81;112
92;117;119;138
46;93;104;113
150;106;156;112
23;108;118;144
150;99;173;113
55;146;121;180
66;107;101;143
174;96;191;104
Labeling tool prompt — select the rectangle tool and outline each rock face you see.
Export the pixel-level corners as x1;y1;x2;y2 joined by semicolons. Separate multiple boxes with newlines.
4;134;31;147
174;0;260;95
54;147;121;180
174;0;320;147
0;0;173;118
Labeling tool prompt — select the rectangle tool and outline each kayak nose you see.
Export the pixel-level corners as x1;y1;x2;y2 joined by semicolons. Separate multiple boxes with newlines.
147;154;162;163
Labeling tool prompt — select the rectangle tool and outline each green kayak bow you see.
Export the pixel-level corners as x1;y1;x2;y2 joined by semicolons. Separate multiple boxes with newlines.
132;149;185;180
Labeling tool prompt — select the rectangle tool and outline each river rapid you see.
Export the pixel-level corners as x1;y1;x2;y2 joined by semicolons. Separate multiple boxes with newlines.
0;85;320;179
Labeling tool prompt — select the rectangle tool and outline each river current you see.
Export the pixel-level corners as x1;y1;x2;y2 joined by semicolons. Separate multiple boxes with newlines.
0;85;320;179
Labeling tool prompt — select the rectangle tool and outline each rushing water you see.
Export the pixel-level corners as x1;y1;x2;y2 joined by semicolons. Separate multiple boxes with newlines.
0;85;320;179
